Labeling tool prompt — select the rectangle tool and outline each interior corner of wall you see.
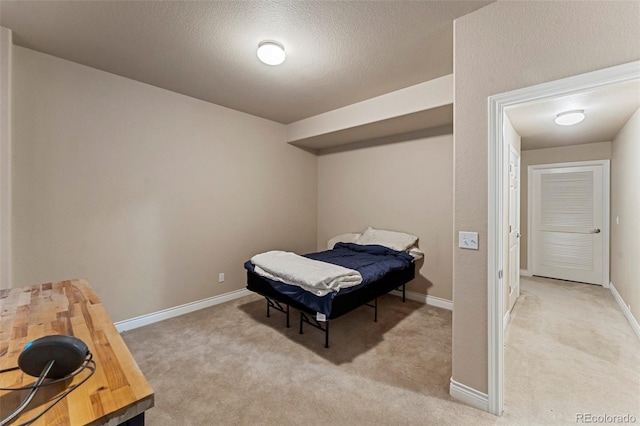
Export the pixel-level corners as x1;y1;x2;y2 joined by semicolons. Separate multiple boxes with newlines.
0;26;13;290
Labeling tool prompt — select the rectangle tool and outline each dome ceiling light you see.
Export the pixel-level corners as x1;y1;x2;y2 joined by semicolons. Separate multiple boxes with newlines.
555;110;585;126
257;41;285;66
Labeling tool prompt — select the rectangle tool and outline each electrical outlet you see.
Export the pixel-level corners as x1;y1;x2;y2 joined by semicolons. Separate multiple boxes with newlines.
218;273;225;283
459;231;479;250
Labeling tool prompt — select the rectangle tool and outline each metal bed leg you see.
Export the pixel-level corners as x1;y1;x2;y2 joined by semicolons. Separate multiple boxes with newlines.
264;297;290;328
365;298;379;322
393;284;407;303
299;311;330;348
374;298;378;322
325;321;330;349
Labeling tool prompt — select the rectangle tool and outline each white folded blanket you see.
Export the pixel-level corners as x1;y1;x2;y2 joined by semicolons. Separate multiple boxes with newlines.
251;251;363;296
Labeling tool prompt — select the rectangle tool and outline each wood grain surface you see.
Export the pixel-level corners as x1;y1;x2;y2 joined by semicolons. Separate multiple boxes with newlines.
0;279;154;425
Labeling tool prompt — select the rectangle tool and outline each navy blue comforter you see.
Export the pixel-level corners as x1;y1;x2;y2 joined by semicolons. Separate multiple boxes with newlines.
245;243;414;316
305;242;413;284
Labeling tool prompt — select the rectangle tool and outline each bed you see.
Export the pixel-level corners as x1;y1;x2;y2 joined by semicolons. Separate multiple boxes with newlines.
244;228;422;348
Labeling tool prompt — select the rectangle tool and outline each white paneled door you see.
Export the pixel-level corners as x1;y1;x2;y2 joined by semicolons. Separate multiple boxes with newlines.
508;146;520;310
530;161;608;285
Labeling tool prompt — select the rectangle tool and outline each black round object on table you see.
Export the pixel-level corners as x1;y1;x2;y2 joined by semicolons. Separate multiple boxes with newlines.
17;335;89;379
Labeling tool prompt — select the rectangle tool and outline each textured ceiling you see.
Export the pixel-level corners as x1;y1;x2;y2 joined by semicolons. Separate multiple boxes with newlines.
506;80;640;151
0;0;491;124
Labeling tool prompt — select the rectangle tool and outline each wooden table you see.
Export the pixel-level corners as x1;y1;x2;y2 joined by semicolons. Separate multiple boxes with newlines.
0;279;154;425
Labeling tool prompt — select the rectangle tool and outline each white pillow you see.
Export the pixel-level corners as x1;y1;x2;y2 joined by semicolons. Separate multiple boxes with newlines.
407;245;424;260
354;227;418;252
327;233;362;250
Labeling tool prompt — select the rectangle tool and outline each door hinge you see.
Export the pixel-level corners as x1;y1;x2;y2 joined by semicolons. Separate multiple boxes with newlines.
498;270;503;279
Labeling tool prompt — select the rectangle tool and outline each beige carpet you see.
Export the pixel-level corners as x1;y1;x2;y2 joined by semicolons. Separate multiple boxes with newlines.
502;276;640;424
121;281;639;425
122;294;498;425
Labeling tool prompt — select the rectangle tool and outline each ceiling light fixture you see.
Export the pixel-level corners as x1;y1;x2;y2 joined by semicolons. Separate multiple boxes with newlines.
257;41;285;66
555;110;585;126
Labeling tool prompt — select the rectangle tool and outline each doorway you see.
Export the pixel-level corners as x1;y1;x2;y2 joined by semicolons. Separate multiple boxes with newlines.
487;60;640;415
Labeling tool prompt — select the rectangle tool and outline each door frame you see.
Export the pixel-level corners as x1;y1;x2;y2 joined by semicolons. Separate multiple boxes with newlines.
487;60;640;415
528;160;610;286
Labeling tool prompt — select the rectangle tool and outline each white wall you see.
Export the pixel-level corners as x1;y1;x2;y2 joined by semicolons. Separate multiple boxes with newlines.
611;107;640;326
12;46;317;322
453;1;640;394
317;130;453;301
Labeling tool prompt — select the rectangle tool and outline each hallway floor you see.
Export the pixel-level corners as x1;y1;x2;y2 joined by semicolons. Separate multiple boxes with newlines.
503;276;640;424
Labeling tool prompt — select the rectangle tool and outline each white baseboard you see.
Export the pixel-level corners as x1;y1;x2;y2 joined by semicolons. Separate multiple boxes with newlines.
609;281;640;341
503;309;511;331
519;269;531;277
116;287;452;333
450;378;489;412
115;288;252;333
390;289;453;311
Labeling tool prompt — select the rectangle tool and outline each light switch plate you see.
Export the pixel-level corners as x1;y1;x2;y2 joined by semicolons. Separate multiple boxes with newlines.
459;231;479;250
